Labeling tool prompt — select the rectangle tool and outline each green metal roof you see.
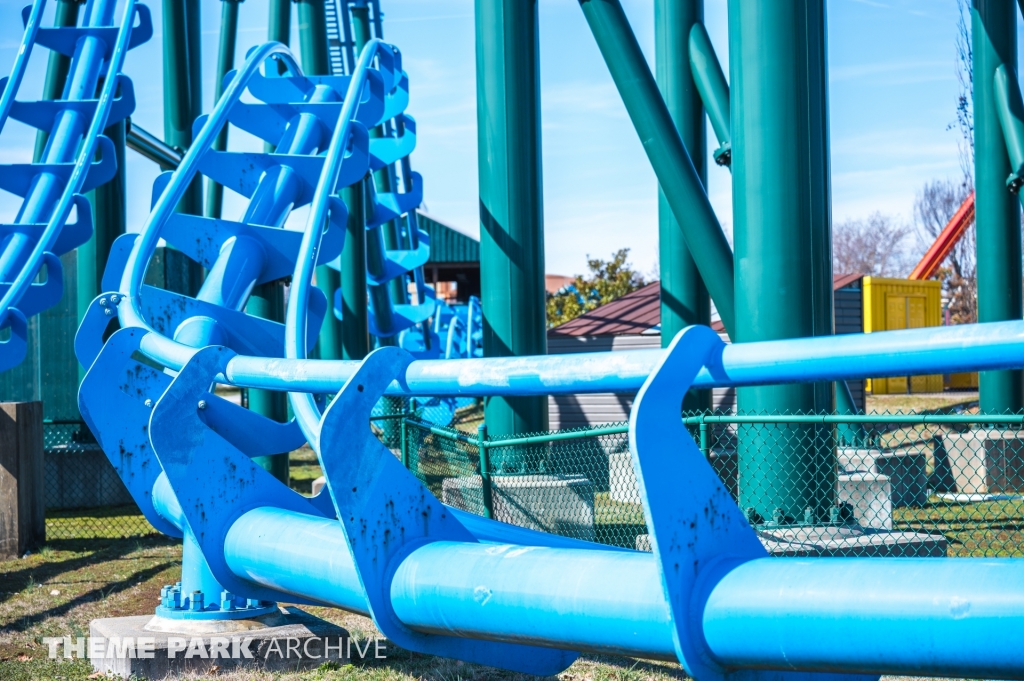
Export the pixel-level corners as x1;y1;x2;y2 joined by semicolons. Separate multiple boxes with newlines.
418;211;479;264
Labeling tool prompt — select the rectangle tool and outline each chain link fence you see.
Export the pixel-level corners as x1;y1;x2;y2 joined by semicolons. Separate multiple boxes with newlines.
399;411;1024;558
42;409;1024;557
43;420;156;540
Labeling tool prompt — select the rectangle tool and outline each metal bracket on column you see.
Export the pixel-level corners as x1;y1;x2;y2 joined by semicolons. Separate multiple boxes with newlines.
317;346;578;675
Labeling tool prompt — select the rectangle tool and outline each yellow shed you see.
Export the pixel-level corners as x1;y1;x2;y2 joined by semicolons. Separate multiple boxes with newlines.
862;277;944;394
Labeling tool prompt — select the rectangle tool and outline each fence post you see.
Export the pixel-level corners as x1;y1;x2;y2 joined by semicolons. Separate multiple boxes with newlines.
400;416;409;470
478;424;494;519
0;402;45;559
699;420;709;458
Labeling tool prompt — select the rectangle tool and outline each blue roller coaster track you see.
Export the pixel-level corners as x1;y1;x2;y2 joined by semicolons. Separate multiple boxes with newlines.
0;0;150;372
5;2;1024;679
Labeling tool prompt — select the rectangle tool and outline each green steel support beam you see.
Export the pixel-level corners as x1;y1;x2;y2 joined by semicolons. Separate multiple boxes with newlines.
729;1;835;523
247;0;293;482
687;21;731;168
246;283;289;482
654;0;711;414
578;0;735;335
688;18;860;431
974;0;1023;414
205;0;242;220
297;0;345;360
79;119;125;335
476;0;549;440
162;0;204;296
340;181;369;359
297;0;331;74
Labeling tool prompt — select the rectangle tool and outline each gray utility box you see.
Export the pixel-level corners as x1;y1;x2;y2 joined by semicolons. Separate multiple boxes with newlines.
942;430;1024;495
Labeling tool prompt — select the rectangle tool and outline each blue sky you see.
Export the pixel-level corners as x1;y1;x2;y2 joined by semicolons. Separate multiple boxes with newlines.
0;0;1020;277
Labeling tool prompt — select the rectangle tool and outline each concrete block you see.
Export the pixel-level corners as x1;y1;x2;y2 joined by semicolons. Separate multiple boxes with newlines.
874;451;928;508
443;474;595;541
837;448;928;508
89;607;350;679
837;472;892;530
311;476;326;496
837;448;879;473
944;430;1024;494
0;402;44;559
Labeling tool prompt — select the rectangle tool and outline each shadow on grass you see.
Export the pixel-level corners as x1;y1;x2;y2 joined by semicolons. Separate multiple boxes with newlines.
0;536;176;607
2;559;176;633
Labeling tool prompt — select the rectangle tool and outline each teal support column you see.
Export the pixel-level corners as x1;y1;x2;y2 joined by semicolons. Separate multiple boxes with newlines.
476;0;548;442
245;0;293;483
654;0;711;414
246;285;289;483
974;0;1023;414
297;0;330;73
729;1;835;523
579;0;734;334
298;0;344;359
340;180;369;359
268;0;291;78
162;0;204;295
79;120;126;330
205;0;242;220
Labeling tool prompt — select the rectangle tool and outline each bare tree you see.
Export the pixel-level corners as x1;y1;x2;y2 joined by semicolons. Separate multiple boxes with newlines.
951;0;973;181
914;179;976;324
833;212;913;277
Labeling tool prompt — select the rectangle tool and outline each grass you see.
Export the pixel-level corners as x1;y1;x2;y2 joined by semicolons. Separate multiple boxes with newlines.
0;538;690;681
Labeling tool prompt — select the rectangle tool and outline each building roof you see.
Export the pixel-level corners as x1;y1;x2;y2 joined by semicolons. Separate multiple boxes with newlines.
550;274;865;337
418;211;479;264
549;281;663;337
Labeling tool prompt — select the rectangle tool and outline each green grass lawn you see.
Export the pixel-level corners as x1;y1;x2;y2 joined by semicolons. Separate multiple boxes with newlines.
0;539;688;681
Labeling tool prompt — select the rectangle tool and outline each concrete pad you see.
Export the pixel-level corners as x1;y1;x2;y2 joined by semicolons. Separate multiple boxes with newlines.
89;606;349;679
443;474;595;541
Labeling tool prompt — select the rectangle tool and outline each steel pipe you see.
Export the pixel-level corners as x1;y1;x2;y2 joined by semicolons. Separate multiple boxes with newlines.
223;318;1024;396
126;120;182;169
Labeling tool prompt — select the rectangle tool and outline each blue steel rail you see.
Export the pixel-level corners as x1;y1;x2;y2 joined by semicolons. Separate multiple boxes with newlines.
0;0;150;371
73;37;1024;681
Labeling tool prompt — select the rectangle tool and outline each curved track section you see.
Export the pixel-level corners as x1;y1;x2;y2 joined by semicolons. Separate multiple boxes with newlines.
0;0;150;371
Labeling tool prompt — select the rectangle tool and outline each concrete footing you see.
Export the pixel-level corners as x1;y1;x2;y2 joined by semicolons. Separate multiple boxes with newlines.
89;607;349;679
